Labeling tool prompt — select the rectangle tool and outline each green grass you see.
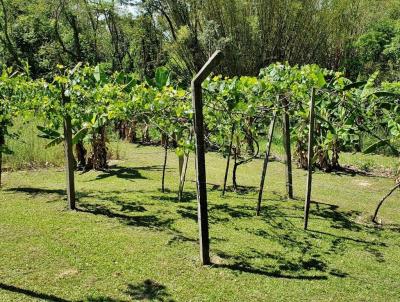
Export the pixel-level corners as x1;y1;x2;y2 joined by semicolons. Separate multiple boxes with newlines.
3;120;65;171
3;121;126;171
1;142;400;301
339;152;399;175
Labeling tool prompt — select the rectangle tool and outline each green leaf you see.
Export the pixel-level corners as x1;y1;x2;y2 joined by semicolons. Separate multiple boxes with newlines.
316;71;326;88
341;81;367;91
363;140;387;154
37;126;61;140
94;65;106;83
72;128;89;145
371;91;400;98
315;114;336;134
45;136;64;149
155;67;170;89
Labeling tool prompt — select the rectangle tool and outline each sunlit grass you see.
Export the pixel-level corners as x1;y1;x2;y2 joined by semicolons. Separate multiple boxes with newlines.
1;143;399;301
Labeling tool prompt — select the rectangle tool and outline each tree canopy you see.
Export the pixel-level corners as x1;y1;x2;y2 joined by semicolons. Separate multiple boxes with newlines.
0;0;399;81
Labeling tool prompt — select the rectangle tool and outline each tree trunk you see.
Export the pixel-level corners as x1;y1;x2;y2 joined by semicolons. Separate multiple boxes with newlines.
116;121;126;140
127;120;137;143
90;126;108;170
296;140;308;169
244;118;255;156
315;147;331;172
331;142;340;170
75;141;87;171
142;124;150;143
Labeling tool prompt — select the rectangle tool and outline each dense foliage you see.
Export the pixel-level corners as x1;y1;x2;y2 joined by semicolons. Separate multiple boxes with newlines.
0;0;399;81
1;63;399;176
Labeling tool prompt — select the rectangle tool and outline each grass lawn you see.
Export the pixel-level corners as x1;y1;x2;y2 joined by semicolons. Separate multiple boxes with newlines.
1;143;400;301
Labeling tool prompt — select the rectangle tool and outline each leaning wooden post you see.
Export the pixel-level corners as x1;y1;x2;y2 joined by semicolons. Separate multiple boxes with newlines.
256;111;277;216
191;50;223;265
62;87;76;210
281;96;293;199
304;88;316;230
222;124;235;196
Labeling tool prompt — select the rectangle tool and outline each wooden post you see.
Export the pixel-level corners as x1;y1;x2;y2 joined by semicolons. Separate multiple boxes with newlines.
192;50;223;265
281;96;293;199
62;89;76;210
304;88;316;230
222;124;235;196
161;136;168;193
256;111;277;216
0;126;4;188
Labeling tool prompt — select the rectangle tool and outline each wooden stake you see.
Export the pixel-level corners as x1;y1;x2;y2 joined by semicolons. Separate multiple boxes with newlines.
192;50;223;265
0;126;3;188
161;136;168;193
304;88;316;230
62;88;76;210
256;111;277;216
281;96;293;199
178;152;190;201
222;124;235;196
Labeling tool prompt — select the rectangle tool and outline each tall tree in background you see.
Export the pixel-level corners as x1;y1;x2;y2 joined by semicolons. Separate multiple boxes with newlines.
0;0;399;80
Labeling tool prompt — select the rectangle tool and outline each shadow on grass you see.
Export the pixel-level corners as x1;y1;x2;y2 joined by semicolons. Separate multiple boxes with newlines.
0;280;175;302
220;185;258;195
0;283;70;302
77;203;174;230
87;279;175;302
131;165;173;172
166;233;197;245
212;249;334;280
94;166;147;181
126;279;175;301
291;201;363;231
176;203;254;225
330;165;374;177
212;263;329;280
5;187;66;197
151;192;196;203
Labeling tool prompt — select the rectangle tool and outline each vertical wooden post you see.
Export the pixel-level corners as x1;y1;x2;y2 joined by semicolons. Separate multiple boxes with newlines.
256;111;277;216
192;50;223;265
62;89;76;210
304;88;316;230
0;126;4;188
222;124;235;196
281;96;293;199
161;135;168;193
0;148;2;189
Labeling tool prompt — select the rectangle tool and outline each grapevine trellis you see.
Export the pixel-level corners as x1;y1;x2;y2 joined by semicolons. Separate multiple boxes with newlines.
0;56;399;265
